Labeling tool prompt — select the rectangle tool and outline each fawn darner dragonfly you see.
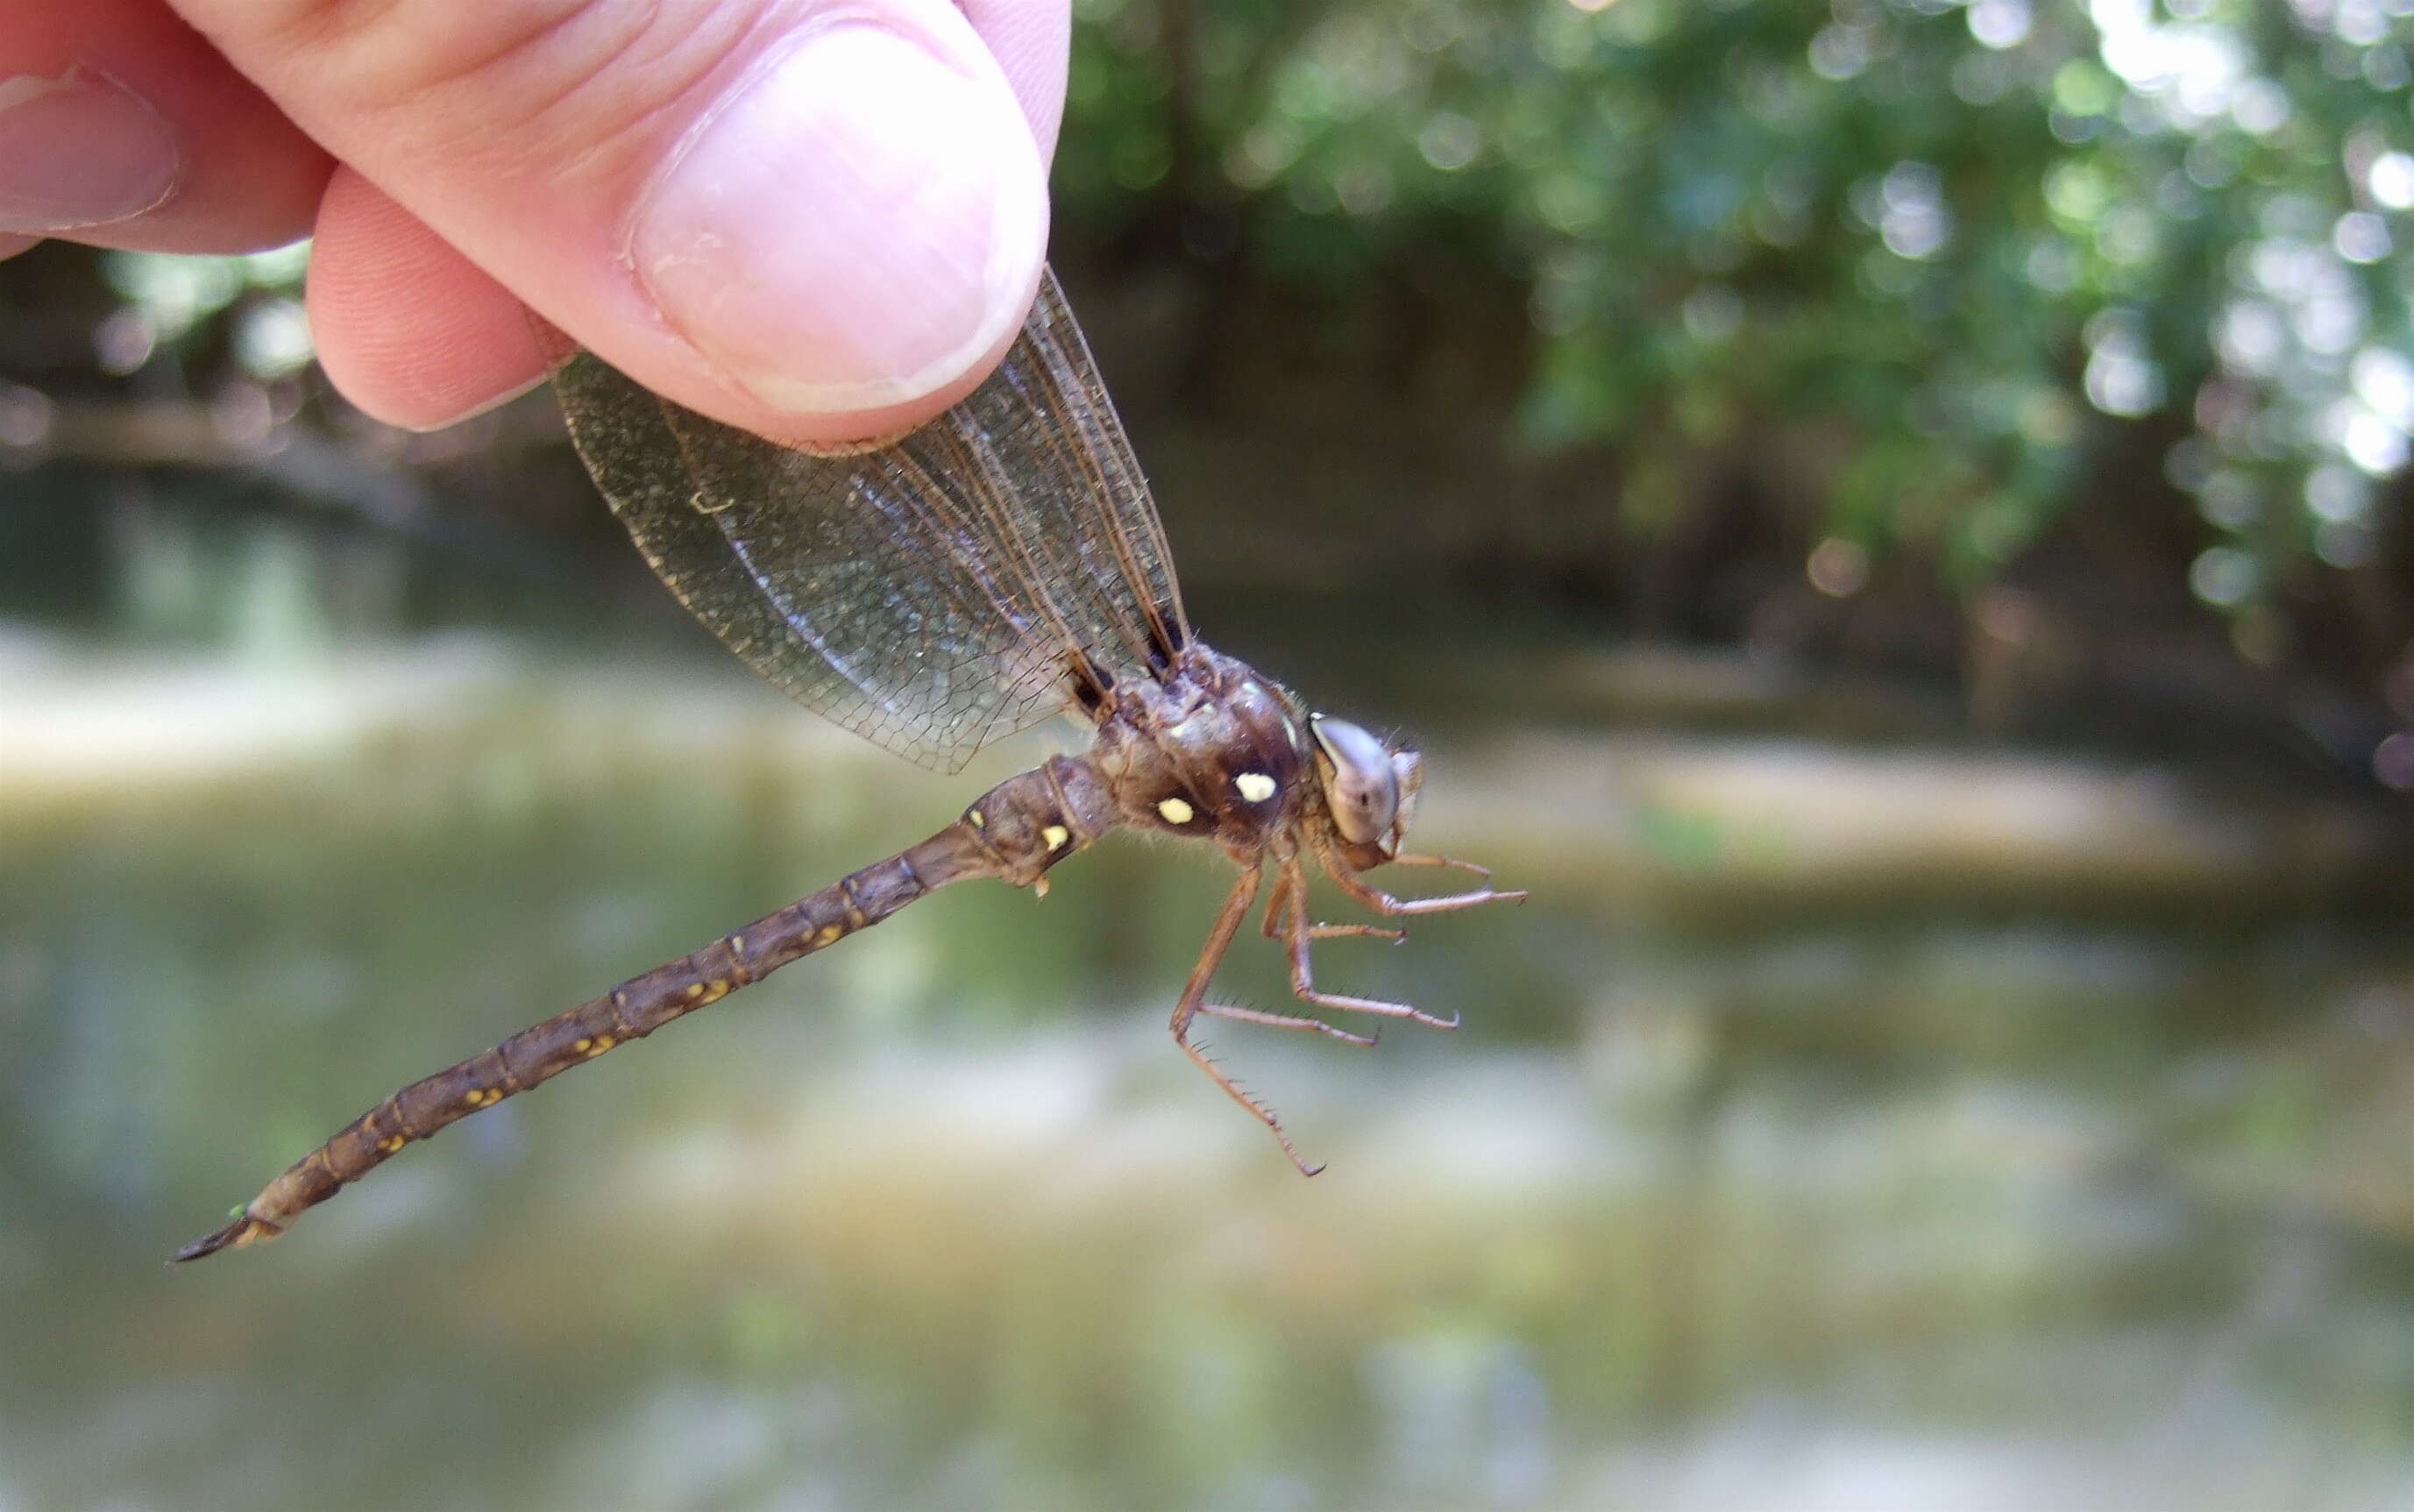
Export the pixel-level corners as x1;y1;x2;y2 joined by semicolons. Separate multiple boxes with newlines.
175;269;1522;1261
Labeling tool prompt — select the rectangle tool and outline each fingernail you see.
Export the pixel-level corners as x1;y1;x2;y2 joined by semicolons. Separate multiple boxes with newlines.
628;22;1047;415
403;373;550;433
0;70;181;233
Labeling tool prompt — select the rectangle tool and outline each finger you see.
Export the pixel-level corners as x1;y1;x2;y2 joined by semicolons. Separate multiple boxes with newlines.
305;3;1069;431
0;0;330;254
958;0;1069;160
312;4;1069;429
306;168;548;430
167;0;1054;445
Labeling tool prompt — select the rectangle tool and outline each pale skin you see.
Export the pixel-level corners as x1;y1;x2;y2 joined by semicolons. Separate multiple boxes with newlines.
0;0;1069;444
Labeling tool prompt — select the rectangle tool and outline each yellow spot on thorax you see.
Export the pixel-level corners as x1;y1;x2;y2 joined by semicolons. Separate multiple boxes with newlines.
1158;797;1196;825
1235;772;1276;803
968;807;985;828
1042;823;1069;851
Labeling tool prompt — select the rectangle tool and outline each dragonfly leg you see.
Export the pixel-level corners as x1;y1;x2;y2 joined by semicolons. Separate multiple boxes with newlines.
1170;864;1324;1177
1211;863;1386;1042
1263;849;1402;943
1282;855;1457;1031
1388;853;1498;883
1196;1001;1374;1047
1259;866;1296;941
1308;920;1406;944
1311;830;1528;917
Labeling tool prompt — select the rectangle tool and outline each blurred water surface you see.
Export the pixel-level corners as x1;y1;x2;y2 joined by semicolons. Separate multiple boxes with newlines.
2;500;2411;1512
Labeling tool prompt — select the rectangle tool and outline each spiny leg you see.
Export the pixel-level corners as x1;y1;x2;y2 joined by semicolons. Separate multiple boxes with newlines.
1259;865;1297;941
1389;853;1501;883
1312;831;1529;917
1196;1001;1374;1047
1307;921;1406;943
1170;865;1324;1176
1261;862;1402;945
1190;868;1385;1046
1281;854;1459;1031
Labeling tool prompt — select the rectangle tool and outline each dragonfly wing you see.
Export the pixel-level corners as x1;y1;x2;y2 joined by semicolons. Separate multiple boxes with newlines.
552;269;1189;774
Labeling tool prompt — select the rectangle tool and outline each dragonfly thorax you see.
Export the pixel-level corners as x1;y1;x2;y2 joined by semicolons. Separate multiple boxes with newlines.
1079;644;1426;876
1086;644;1324;852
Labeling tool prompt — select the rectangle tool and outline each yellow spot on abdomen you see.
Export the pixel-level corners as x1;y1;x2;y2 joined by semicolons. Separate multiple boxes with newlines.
463;1089;492;1107
1042;823;1069;851
586;1034;615;1056
380;1134;407;1154
1158;797;1196;825
572;1038;592;1053
815;923;843;947
1235;772;1276;803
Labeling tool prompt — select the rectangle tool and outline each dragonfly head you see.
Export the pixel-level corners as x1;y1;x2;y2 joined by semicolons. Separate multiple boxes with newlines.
1310;714;1423;869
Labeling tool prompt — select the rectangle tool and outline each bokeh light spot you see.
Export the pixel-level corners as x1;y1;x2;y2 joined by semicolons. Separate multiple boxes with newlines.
1806;538;1871;597
2375;731;2414;789
2189;546;2259;607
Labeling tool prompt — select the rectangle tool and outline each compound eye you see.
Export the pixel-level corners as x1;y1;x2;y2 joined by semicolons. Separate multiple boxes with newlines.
1310;715;1398;846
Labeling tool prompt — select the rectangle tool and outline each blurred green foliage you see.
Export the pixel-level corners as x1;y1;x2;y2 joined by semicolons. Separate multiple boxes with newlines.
73;0;2410;659
1052;0;2411;616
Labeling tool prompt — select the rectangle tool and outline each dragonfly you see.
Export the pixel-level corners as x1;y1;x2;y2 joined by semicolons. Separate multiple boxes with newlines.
174;268;1523;1261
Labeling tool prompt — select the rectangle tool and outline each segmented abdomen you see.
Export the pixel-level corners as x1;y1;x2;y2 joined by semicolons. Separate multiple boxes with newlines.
173;753;1118;1262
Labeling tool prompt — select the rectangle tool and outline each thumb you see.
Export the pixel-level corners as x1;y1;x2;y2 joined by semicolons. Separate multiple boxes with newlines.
168;0;1050;444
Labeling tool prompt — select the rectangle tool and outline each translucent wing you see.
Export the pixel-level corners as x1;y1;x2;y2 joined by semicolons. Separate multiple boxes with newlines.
551;268;1190;773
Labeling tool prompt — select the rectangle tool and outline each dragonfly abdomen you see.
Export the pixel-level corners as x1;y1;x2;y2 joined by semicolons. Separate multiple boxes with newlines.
173;752;1122;1262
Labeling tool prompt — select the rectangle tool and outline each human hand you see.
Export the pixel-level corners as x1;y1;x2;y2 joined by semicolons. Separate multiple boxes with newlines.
0;0;1061;444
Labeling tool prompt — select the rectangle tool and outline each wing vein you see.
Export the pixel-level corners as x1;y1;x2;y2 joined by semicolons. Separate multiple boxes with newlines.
550;266;1185;771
